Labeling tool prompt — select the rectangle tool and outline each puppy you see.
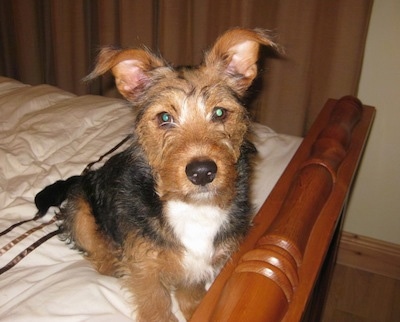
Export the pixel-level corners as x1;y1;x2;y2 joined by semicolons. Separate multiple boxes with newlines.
56;28;276;321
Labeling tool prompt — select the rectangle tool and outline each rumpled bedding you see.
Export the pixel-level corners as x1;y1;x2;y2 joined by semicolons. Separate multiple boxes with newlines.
0;76;301;321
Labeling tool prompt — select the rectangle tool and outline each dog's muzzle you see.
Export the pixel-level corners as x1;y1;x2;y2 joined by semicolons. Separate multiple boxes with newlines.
185;160;217;186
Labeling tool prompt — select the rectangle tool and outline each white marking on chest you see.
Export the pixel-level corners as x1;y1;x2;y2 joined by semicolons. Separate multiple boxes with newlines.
165;200;229;283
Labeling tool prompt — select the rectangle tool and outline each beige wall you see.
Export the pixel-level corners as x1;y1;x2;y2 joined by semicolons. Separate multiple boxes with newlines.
344;0;400;244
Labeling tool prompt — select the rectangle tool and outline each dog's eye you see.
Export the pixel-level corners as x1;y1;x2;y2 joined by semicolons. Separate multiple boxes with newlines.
157;112;175;127
212;107;228;122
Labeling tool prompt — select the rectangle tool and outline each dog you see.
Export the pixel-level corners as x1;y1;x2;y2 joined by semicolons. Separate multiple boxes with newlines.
40;28;276;321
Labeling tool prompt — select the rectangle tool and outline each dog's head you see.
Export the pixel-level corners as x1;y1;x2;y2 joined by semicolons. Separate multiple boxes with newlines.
86;28;276;207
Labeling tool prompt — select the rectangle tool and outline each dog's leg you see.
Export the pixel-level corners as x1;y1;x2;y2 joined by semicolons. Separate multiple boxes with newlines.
129;276;177;322
175;283;207;320
64;197;120;276
121;240;182;322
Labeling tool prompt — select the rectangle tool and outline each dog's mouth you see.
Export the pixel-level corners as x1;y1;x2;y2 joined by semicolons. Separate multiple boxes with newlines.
190;186;217;199
186;184;236;209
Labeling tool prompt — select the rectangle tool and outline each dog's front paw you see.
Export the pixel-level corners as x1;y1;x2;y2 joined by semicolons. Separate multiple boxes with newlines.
175;283;207;321
136;311;179;322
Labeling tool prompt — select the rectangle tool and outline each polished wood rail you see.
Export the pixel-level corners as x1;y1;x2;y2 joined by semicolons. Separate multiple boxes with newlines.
191;96;375;322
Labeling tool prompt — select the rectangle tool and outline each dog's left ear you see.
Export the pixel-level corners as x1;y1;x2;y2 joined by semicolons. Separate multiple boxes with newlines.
204;28;277;96
84;47;166;101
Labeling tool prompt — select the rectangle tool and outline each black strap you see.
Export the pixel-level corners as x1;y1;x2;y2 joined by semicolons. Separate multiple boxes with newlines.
0;134;133;274
82;134;133;174
0;229;60;275
0;217;56;255
0;214;40;237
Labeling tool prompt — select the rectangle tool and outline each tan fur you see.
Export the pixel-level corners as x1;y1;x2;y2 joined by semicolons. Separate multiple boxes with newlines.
174;283;207;320
72;198;119;275
121;239;178;321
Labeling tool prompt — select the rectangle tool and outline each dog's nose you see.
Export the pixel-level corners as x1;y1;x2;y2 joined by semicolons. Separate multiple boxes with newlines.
185;160;217;186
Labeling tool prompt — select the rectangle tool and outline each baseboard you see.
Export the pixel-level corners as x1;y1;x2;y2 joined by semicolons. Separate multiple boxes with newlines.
336;231;400;280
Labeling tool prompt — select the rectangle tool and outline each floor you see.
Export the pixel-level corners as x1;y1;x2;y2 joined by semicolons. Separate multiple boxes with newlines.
321;264;400;322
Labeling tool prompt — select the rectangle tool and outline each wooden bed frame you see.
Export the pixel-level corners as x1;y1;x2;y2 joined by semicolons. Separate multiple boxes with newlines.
191;96;375;322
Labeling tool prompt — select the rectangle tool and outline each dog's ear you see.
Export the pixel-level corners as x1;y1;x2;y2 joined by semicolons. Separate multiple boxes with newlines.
85;47;166;101
204;28;277;96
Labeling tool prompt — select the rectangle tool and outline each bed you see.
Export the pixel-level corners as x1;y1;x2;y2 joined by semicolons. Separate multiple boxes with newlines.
0;76;374;321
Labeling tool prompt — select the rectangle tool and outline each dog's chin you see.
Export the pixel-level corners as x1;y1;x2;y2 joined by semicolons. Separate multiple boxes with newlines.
190;190;216;202
185;185;229;205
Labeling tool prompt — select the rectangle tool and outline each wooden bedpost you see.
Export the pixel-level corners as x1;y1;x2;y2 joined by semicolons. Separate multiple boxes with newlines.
191;96;375;321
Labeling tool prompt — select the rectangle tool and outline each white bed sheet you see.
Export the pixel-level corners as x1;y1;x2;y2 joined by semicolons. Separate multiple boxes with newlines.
0;76;301;321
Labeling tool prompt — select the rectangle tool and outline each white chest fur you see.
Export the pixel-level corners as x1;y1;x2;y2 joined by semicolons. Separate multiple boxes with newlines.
165;200;229;284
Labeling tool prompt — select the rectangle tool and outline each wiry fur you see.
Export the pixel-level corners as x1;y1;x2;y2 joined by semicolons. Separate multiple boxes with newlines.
57;28;276;321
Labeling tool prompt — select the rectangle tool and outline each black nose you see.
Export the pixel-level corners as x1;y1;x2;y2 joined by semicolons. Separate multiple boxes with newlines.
185;160;217;186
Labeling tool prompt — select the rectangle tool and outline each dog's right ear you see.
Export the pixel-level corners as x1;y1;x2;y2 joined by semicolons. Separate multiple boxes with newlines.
204;28;278;97
84;47;166;101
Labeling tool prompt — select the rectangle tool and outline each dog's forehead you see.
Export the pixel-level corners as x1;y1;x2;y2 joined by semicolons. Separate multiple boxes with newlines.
150;65;239;106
